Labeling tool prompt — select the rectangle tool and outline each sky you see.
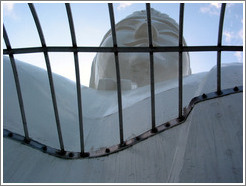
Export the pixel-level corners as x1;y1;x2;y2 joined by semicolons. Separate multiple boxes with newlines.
2;2;244;86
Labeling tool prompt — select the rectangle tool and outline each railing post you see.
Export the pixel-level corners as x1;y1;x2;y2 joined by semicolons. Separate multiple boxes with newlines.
217;3;226;95
146;3;157;133
28;3;65;153
65;3;89;157
108;3;125;146
3;25;30;143
178;3;184;120
65;3;88;157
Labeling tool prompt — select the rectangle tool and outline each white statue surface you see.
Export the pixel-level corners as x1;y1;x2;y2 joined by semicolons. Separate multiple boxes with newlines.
89;9;191;90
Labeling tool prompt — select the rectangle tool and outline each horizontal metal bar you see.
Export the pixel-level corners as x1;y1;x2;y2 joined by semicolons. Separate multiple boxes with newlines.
4;86;243;159
3;45;243;55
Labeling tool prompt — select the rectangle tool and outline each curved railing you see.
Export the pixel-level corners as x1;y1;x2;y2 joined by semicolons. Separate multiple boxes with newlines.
3;3;243;158
3;86;243;159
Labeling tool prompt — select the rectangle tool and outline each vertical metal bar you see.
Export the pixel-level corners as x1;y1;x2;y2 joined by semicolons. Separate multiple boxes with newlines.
65;3;85;155
178;3;184;119
28;3;65;152
146;3;156;132
217;3;226;94
146;4;153;47
108;3;124;146
3;25;30;142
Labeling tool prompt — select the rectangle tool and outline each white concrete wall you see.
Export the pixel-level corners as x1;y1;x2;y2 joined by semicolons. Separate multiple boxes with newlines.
3;57;243;183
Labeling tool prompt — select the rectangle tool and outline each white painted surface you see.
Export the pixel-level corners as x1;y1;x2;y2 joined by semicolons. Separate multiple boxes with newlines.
3;56;243;183
89;9;191;90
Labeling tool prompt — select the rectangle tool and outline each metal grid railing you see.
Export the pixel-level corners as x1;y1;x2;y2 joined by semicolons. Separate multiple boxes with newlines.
3;3;243;158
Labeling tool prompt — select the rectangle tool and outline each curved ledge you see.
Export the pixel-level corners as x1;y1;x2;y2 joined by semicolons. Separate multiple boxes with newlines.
3;86;243;159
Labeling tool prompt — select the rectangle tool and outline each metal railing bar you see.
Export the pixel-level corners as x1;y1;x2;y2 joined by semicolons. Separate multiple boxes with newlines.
4;86;243;159
108;4;117;47
3;25;13;50
3;25;30;142
108;3;124;146
3;45;243;55
146;4;153;47
217;3;226;94
218;4;226;48
28;3;65;152
65;3;86;156
178;3;184;119
65;3;77;47
28;4;46;47
146;3;156;132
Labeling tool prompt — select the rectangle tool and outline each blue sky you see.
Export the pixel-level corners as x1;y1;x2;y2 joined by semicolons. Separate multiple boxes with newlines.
2;2;244;86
